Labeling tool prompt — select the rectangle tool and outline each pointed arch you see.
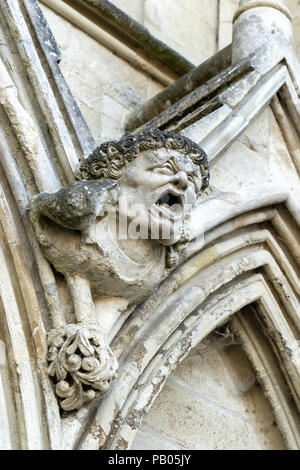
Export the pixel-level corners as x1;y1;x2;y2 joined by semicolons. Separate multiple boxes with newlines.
76;191;300;450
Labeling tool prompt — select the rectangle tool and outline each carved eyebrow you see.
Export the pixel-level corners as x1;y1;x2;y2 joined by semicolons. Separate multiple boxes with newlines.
148;157;177;171
170;157;199;176
149;155;199;175
165;158;178;172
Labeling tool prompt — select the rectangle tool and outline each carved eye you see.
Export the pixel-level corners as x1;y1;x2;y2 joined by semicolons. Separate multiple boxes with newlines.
202;176;209;190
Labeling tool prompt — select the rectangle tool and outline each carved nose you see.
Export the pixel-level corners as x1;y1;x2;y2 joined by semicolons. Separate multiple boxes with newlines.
172;171;188;190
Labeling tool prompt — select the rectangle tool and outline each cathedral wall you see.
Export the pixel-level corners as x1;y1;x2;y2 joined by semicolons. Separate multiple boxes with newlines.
109;0;220;65
41;5;164;144
36;1;300;450
294;1;300;58
41;0;300;147
208;106;300;193
131;332;285;450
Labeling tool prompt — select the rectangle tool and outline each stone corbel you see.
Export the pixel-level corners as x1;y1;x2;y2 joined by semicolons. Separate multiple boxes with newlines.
30;129;209;411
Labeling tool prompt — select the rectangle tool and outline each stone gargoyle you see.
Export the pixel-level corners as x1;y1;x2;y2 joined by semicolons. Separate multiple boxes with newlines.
29;129;209;410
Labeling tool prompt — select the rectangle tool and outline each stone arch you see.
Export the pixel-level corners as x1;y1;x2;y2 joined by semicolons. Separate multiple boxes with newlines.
77;196;300;449
130;306;295;450
0;177;52;449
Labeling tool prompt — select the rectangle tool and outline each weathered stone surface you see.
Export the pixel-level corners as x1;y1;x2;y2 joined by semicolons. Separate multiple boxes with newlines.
134;334;285;450
143;0;219;65
1;0;300;452
30;130;209;303
41;4;165;143
47;323;118;411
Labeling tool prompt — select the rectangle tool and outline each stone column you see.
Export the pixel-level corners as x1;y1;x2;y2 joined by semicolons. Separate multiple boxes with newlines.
232;0;295;63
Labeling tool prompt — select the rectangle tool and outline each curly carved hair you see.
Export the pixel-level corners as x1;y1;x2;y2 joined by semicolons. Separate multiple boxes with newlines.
76;129;210;191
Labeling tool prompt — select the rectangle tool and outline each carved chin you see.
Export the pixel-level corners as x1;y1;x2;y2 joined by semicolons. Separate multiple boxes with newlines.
149;200;190;246
152;220;187;246
159;229;186;246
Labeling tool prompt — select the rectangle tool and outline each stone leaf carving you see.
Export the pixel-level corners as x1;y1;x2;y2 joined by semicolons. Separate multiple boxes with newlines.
47;323;118;411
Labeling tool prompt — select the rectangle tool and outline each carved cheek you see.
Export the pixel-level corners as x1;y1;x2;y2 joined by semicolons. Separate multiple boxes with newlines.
189;173;202;195
195;177;202;195
185;184;197;206
152;172;175;188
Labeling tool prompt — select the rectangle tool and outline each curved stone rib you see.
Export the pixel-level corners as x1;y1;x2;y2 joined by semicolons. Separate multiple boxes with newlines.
0;244;45;449
0;104;65;329
115;248;300;397
232;311;300;449
91;274;300;449
0;58;59;193
1;0;79;183
112;220;300;355
79;240;300;449
0;181;62;448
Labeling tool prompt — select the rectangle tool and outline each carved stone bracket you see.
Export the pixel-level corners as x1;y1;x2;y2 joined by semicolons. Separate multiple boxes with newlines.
30;129;209;412
47;323;118;411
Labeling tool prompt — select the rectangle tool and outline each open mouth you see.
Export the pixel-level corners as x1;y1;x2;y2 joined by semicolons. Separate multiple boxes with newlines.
155;192;182;211
153;191;184;221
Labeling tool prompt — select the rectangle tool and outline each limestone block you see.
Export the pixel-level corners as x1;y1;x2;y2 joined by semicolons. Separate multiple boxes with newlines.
131;426;183;450
294;6;300;59
109;0;144;22
218;0;239;49
171;339;257;415
282;0;298;14
143;0;219;65
136;336;285;450
142;382;267;449
211;108;271;193
100;94;128;141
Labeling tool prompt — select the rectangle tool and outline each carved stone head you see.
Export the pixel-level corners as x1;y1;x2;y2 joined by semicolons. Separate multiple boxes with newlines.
77;129;209;246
